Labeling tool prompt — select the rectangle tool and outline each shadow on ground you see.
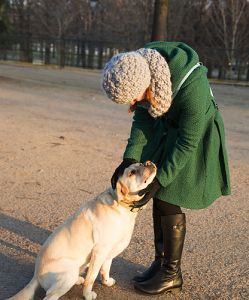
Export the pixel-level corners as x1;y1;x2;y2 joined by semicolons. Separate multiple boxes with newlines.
0;213;51;245
0;213;146;299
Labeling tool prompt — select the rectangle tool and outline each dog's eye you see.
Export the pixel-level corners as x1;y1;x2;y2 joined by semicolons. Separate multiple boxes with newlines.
129;170;136;176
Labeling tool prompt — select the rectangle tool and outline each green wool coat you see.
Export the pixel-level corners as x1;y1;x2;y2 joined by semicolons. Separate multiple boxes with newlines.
123;41;231;209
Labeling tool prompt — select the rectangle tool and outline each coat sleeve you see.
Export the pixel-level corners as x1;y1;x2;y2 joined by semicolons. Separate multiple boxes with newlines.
157;80;207;187
123;106;155;161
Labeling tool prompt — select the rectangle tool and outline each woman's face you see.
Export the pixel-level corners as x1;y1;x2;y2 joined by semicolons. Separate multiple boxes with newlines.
130;90;146;105
129;89;147;113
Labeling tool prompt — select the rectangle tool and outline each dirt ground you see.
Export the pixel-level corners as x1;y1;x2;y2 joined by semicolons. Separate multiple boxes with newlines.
0;63;248;300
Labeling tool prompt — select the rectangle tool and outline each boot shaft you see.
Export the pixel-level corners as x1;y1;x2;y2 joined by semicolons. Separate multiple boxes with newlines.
161;214;186;271
133;213;186;295
152;202;164;259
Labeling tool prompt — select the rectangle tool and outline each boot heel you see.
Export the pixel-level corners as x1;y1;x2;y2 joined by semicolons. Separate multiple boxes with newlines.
170;287;182;294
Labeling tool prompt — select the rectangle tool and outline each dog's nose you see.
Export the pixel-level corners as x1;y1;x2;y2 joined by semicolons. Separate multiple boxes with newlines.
143;161;156;171
144;161;152;166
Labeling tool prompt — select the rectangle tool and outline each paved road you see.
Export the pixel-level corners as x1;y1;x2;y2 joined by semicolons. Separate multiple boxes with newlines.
0;63;248;300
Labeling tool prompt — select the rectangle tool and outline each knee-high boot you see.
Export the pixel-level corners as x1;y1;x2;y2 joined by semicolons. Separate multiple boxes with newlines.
134;213;186;295
133;202;164;282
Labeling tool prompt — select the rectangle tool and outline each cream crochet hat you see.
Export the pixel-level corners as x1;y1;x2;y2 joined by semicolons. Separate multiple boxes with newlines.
102;48;172;118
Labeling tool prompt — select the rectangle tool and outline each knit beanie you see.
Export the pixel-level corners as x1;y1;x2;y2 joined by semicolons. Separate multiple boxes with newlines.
102;48;172;118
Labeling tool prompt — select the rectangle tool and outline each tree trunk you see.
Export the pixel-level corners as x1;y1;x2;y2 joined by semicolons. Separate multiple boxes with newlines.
58;38;65;68
81;42;86;68
76;39;80;67
39;39;44;62
70;42;75;66
218;66;225;80
20;35;32;62
151;0;168;41
207;63;213;78
88;43;95;68
45;41;50;65
0;35;7;60
98;45;103;69
109;48;115;60
237;62;243;81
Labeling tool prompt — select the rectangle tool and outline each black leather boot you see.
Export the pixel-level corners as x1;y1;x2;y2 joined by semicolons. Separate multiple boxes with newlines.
133;203;164;282
134;213;186;295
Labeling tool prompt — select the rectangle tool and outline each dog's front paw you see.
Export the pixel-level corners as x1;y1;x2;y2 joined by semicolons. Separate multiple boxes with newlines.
83;291;97;300
76;276;85;285
102;277;116;287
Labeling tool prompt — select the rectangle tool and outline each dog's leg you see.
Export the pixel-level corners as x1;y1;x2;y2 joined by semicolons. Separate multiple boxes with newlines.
100;258;116;287
83;248;108;300
76;276;85;285
43;279;74;300
42;269;78;300
43;283;73;300
43;294;60;300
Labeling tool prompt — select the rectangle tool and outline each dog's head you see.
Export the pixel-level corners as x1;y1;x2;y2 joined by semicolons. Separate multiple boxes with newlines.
116;161;157;205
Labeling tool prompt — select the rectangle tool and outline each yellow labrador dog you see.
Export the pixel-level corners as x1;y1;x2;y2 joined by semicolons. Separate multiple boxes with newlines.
9;161;156;300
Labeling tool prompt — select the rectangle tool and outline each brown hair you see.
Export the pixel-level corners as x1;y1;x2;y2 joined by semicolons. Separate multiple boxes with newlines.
128;86;158;114
145;86;157;107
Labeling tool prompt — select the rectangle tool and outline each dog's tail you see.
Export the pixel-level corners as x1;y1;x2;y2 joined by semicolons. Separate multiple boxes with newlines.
7;276;39;300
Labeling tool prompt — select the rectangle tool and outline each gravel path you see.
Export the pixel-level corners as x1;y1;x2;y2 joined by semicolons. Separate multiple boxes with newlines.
0;63;248;300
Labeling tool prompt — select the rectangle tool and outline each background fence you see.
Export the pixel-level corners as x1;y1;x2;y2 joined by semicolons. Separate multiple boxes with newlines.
0;35;248;81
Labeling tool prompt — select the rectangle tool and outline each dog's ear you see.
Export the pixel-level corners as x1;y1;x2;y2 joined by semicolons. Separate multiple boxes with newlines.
116;180;129;201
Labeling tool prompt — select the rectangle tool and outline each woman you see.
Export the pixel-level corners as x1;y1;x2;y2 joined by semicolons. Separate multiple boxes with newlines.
101;41;231;295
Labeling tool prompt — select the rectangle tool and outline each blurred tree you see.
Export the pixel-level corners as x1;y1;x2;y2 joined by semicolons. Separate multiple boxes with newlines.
203;0;249;78
152;0;168;41
168;0;208;46
0;0;9;33
7;0;32;61
167;0;187;41
0;0;10;60
1;0;248;79
30;0;86;67
92;0;154;48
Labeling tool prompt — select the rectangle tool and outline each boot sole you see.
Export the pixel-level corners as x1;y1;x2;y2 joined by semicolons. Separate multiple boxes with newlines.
134;285;182;296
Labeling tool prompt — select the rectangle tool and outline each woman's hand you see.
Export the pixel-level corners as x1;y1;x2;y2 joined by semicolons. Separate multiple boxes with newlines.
111;158;138;189
132;178;161;208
